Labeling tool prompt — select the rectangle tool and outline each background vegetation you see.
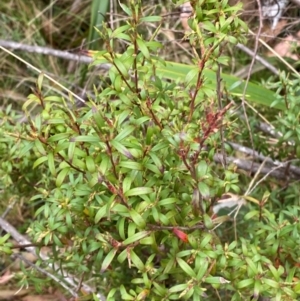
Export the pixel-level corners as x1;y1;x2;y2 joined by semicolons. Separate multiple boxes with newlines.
1;0;300;300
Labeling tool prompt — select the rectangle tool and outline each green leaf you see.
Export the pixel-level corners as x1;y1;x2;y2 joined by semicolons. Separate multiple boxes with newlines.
122;176;133;194
228;240;237;251
199;233;212;249
196;258;209;280
185;67;199;85
117;217;126;240
202;21;217;33
0;233;10;244
122;231;150;245
92;108;105;130
95;206;107;223
99;154;110;174
54;141;69;153
114;57;128;76
43;95;63;102
198;182;210;198
176;257;196;278
37;72;44;91
129;209;146;229
157;61;285;110
130;249;145;270
89;175;98;188
33;156;48;169
100;248;118;273
56;167;70;187
144;163;161;175
18;141;34;157
254;280;261;297
111;140;133;158
114;126;135;141
47;118;66;124
119;285;135;300
137;38;150;59
23;94;39;111
107;288;117;299
245;257;257;274
118;2;132;16
0;246;12;255
74;135;100;142
88;0;109;49
119;161;143;170
163;256;175;274
140;236;154;245
244;210;259;220
117;248;127;263
158;198;178;206
135;116;150;126
203;214;214;230
197;160;208;178
168;283;188;293
237;278;254;289
124;187;153;197
114;74;123;92
47;133;70;142
117;109;131;126
140;16;162;22
205;276;229;284
268;265;280;281
72;158;86;170
86;156;96;173
293;282;300;294
48;152;56;176
68;141;76;161
111;25;131;38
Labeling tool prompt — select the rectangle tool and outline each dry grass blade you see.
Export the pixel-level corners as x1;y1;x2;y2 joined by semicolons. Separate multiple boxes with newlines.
0;46;86;104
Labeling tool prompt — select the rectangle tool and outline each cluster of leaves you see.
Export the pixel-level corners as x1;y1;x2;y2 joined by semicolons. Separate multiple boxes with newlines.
0;106;47;212
2;0;300;300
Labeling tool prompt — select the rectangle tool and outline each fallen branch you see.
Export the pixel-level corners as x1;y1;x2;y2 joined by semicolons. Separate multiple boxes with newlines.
0;39;110;69
214;153;300;180
227;141;300;177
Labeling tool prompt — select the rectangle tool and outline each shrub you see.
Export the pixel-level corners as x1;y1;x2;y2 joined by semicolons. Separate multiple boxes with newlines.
5;1;300;300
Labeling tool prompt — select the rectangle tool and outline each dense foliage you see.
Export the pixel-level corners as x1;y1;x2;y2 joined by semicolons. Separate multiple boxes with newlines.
1;1;300;301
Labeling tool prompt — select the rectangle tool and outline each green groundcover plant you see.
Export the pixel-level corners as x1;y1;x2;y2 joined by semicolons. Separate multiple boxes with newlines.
1;0;300;300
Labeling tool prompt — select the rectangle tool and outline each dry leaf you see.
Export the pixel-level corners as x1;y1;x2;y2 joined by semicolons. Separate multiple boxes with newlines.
270;33;300;60
213;193;246;215
0;270;14;284
0;289;28;300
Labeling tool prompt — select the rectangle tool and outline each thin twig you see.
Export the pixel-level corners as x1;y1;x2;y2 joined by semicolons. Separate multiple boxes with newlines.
217;63;226;168
247;160;299;195
249;29;300;78
13;253;77;297
0;217;106;301
240;0;264;177
245;158;268;196
237;109;295;145
236;43;280;76
0;46;86;104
